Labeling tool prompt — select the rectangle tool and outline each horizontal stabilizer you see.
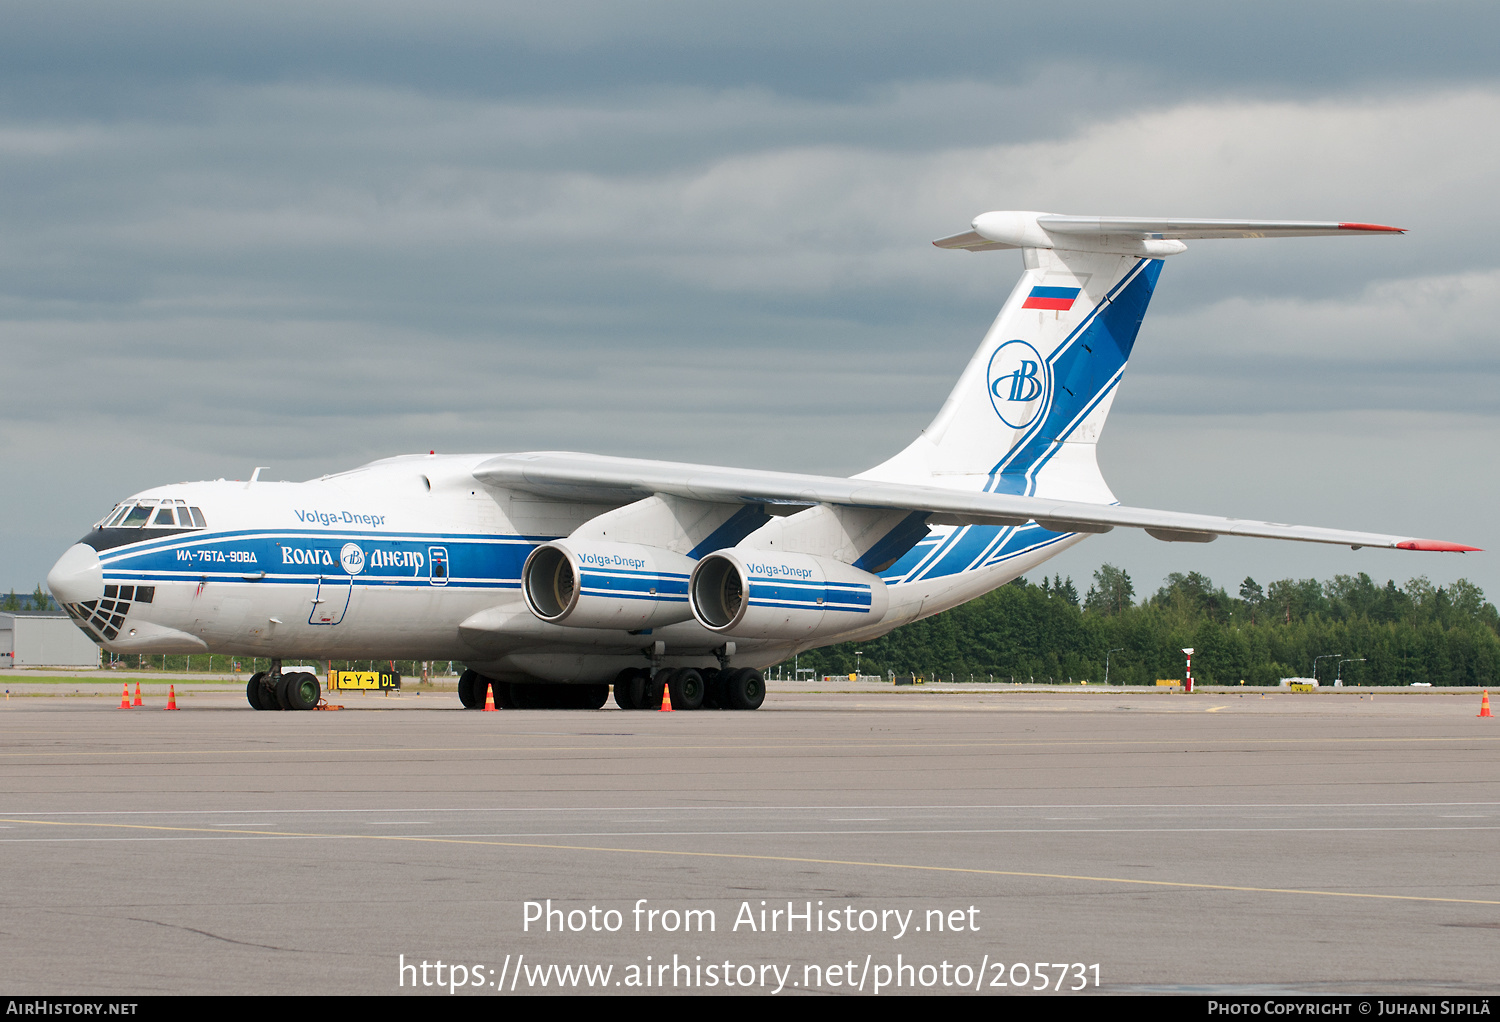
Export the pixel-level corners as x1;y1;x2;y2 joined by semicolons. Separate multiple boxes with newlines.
475;453;1476;553
934;211;1405;256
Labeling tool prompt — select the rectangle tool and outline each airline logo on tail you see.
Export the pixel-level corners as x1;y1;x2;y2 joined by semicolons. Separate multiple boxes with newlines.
986;340;1050;428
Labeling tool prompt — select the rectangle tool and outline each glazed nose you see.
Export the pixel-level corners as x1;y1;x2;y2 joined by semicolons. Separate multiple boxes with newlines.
47;543;104;605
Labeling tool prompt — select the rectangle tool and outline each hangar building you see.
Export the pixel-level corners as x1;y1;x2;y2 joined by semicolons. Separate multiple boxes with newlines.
1;612;100;669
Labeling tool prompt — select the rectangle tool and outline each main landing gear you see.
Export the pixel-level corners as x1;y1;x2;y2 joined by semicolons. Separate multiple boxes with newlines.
457;669;608;710
454;666;764;710
610;667;764;711
246;667;321;711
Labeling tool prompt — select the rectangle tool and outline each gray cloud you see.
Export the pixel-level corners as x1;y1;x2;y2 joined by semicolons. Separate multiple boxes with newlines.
4;1;1498;109
5;3;1500;600
1036;409;1500;604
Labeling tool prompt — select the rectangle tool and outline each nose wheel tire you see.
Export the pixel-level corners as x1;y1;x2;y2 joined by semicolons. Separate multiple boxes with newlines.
282;672;320;711
246;672;271;710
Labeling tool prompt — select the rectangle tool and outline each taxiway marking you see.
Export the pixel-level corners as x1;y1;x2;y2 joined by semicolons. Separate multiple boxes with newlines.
2;816;1496;907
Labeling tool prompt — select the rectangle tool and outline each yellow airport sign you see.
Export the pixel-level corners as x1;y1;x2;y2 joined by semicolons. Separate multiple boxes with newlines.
331;670;399;691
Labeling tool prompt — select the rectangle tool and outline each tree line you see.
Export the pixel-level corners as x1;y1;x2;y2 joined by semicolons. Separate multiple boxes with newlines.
17;570;1497;687
95;655;459;679
2;586;56;612
785;567;1500;687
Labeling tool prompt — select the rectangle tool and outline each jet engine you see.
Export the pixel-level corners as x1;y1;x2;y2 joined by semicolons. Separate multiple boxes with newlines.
688;548;888;640
521;540;698;629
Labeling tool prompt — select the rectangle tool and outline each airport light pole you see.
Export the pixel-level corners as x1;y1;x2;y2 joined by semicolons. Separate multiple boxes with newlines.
855;650;863;678
1312;653;1342;685
1337;658;1366;686
1104;648;1124;686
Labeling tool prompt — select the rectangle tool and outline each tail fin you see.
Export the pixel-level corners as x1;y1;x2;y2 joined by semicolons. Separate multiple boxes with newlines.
861;211;1403;503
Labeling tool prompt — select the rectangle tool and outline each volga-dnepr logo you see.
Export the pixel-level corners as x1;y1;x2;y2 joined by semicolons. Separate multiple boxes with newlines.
986;340;1049;428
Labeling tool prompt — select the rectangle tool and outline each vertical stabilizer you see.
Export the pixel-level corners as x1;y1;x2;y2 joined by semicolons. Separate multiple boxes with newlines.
861;233;1160;504
861;211;1403;503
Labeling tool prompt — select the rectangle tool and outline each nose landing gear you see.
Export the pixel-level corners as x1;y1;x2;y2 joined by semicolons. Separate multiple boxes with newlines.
245;661;321;711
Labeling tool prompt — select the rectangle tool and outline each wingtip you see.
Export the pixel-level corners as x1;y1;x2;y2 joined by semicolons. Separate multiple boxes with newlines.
1339;222;1406;234
1396;540;1482;552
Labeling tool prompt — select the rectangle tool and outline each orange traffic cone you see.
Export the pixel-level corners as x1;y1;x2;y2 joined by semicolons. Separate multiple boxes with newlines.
1480;691;1492;718
132;682;143;708
482;682;497;711
659;677;673;712
119;681;131;709
164;685;179;711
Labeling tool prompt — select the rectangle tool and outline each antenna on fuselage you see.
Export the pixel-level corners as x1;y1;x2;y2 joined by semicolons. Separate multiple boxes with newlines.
246;466;268;489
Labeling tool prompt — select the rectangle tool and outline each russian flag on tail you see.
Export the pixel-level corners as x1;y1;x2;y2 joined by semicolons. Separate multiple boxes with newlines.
1022;285;1081;311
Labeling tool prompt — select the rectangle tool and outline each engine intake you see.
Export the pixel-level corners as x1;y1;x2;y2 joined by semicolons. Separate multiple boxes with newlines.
688;549;888;640
521;540;699;630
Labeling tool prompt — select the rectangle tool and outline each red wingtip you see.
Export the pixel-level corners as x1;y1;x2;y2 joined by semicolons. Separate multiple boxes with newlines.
1339;222;1406;233
1396;540;1482;552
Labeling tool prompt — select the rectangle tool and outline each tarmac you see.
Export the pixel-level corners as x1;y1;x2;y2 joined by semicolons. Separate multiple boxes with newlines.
0;680;1495;996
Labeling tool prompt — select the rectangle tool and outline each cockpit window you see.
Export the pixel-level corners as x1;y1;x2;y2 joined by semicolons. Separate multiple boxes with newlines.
97;501;208;531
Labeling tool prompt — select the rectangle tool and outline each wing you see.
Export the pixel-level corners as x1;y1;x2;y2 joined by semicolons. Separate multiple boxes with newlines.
473;453;1477;552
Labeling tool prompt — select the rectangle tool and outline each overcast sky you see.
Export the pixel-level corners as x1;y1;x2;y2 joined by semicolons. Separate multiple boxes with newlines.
4;1;1499;604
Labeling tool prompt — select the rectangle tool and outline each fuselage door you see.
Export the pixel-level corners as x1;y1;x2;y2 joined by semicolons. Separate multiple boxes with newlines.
429;546;449;587
308;574;352;625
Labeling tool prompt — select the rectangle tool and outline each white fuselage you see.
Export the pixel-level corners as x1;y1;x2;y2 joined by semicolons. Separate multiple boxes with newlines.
49;453;1085;683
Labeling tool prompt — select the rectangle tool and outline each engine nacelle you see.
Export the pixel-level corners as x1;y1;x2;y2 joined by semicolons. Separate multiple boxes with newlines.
688;549;889;641
521;540;698;630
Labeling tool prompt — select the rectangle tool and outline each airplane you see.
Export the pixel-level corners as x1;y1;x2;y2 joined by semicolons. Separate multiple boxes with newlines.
44;211;1479;712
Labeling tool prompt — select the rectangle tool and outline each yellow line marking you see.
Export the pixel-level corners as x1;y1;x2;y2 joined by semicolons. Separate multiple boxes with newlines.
2;817;1496;907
